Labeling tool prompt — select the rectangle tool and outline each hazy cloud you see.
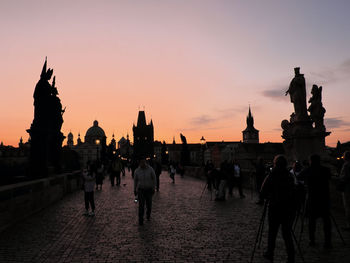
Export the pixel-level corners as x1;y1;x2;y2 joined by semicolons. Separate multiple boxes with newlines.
213;105;256;119
325;117;350;129
310;58;350;84
261;87;289;101
340;58;350;74
190;115;216;126
310;68;338;84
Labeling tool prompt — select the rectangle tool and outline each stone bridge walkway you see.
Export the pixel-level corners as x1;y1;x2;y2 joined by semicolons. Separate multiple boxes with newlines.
1;171;350;263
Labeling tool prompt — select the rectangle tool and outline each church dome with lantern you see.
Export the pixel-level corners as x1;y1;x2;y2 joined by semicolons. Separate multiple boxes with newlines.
85;120;106;145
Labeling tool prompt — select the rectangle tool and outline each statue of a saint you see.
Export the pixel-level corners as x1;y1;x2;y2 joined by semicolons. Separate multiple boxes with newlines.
281;119;291;138
28;58;65;177
285;67;309;122
308;85;326;131
180;133;187;144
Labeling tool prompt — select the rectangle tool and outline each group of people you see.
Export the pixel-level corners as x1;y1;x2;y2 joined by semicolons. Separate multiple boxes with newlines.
257;152;350;263
204;159;245;201
80;151;350;260
81;156;163;224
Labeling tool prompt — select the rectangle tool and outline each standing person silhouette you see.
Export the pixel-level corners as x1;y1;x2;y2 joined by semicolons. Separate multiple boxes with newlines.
302;154;332;248
134;157;156;226
260;155;296;263
83;165;96;216
340;151;350;231
152;159;162;191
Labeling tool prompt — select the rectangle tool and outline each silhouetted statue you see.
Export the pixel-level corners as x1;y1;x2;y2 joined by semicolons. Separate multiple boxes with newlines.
180;133;190;166
285;67;309;122
180;133;187;144
27;58;65;177
281;119;291;138
308;85;326;131
281;67;330;162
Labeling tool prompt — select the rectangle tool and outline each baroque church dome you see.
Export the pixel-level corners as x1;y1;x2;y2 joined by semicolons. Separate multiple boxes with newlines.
85;120;106;144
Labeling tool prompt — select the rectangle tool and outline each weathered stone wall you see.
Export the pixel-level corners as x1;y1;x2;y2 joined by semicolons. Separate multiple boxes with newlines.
0;171;81;232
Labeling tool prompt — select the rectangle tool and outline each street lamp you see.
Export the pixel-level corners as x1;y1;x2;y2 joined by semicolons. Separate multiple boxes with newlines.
95;139;100;160
200;136;206;166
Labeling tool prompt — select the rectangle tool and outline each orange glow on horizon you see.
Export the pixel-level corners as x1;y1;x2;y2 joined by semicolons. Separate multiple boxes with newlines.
1;2;350;148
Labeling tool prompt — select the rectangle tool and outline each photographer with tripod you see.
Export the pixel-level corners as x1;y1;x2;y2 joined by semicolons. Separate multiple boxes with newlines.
300;154;332;248
260;155;297;263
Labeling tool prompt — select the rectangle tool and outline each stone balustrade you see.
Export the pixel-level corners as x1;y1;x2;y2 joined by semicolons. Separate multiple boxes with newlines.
0;171;81;232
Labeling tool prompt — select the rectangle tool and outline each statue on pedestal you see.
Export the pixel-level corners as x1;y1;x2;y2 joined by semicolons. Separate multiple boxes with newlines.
180;133;190;166
308;85;326;131
27;58;65;177
285;67;309;122
281;67;330;162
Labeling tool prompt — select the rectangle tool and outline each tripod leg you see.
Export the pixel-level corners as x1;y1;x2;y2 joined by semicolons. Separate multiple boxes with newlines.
298;196;308;244
250;174;253;199
258;202;268;249
291;229;305;263
293;210;300;231
250;202;268;263
199;183;207;200
330;213;346;245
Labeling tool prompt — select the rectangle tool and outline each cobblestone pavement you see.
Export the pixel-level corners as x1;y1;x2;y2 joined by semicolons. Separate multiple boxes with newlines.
1;171;350;263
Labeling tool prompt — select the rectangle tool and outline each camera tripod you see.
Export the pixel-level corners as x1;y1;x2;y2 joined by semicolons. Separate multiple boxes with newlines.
250;201;305;263
293;194;346;245
199;182;213;201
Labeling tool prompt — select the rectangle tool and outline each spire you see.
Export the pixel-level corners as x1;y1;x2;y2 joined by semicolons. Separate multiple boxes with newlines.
137;111;147;127
40;56;53;80
246;105;254;128
40;57;47;78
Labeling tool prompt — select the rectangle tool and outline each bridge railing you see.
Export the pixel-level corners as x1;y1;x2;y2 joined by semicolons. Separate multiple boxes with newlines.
0;170;81;233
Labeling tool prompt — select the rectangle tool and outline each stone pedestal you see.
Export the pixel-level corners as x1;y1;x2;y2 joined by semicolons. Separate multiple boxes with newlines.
282;120;330;162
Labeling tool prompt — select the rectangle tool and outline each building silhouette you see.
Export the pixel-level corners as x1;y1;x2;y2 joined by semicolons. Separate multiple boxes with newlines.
133;111;154;158
118;134;132;158
67;120;107;166
242;106;259;143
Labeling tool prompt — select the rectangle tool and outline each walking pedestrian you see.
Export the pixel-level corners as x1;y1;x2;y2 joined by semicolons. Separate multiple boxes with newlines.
260;155;296;263
134;157;156;226
110;157;122;186
152;159;162;191
169;163;176;183
233;160;245;198
83;166;96;216
95;160;104;190
205;160;214;191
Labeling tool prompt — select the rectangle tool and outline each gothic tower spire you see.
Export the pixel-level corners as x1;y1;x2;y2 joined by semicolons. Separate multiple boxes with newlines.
242;105;259;143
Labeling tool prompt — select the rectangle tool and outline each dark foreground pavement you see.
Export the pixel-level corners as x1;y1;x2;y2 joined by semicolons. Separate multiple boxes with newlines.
1;171;350;263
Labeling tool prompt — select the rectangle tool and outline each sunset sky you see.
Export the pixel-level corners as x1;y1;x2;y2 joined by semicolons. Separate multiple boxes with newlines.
1;0;349;147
